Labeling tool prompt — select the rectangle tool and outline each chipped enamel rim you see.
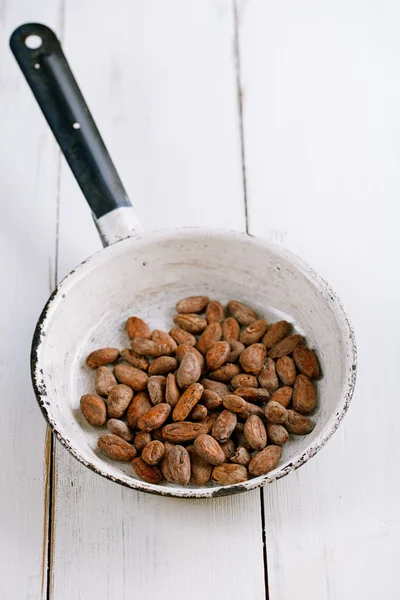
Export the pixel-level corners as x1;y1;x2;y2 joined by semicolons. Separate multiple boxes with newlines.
31;228;357;499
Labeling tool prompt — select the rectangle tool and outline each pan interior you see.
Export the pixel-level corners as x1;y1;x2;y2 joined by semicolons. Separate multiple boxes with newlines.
33;229;351;496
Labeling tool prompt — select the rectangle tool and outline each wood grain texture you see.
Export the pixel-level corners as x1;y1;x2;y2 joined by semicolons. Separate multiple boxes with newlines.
6;0;395;597
0;1;63;598
237;0;400;598
51;1;265;599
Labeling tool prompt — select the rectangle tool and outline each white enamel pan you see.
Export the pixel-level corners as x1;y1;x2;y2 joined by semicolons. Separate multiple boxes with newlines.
11;23;357;498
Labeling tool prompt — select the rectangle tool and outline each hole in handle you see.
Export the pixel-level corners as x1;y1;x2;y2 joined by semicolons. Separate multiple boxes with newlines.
25;35;42;49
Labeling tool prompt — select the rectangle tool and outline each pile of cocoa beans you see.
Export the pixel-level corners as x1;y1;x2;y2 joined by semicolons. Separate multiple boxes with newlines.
80;296;320;487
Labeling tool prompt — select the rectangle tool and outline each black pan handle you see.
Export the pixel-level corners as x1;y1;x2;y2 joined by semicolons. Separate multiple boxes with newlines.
10;23;132;220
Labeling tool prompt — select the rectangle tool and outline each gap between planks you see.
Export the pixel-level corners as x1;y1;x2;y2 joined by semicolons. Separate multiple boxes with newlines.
233;1;269;597
41;428;52;596
42;2;66;597
233;0;249;236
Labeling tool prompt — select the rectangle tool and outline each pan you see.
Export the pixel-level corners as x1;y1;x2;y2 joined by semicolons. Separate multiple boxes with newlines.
10;23;357;498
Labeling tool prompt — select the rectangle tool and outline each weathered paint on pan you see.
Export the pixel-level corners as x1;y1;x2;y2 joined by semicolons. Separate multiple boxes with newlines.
31;228;357;499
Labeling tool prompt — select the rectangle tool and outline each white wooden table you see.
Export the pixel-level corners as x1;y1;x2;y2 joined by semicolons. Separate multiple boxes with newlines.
1;1;398;598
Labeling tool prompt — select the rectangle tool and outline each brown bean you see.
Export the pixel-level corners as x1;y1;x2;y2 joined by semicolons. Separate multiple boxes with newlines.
266;423;289;446
270;407;291;431
227;300;257;326
258;358;279;391
107;384;134;418
244;415;267;450
238;402;265;420
293;374;316;414
142;440;165;465
134;431;152;452
175;344;205;371
172;383;204;421
234;387;270;402
147;375;167;405
222;394;247;413
173;314;208;334
148;356;178;376
107;419;134;442
161;442;175;483
168;445;191;485
212;410;237;443
206;300;225;324
262;320;291;348
240;319;268;345
126;317;150;340
194;434;225;465
230;447;251;466
212;464;248;485
87;348;120;369
150;329;178;352
188;447;213;485
231;374;258;389
98;434;136;462
268;334;304;359
201;389;223;411
165;373;180;408
239;343;266;375
248;445;282;476
196;323;222;355
95;366;117;397
265;401;288;424
176;295;210;314
293;347;320;379
162;422;208;443
222;317;240;343
130;337;172;358
270;386;293;408
206;341;231;370
176;352;201;389
80;394;107;426
126;392;152;429
120;348;149;371
114;363;148;391
276;356;297;386
169;327;197;347
189;404;208;421
138;403;171;432
209;363;241;382
132;457;163;484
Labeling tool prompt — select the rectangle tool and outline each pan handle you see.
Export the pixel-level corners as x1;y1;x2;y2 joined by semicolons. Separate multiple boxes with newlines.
10;23;142;246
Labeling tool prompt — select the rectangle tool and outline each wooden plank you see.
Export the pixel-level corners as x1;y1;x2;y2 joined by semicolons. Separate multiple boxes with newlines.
51;1;265;599
55;0;247;279
238;0;400;598
0;2;63;598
